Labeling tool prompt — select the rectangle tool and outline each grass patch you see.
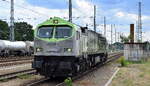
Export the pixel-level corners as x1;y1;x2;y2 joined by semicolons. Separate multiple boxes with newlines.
117;56;149;67
122;79;133;86
17;74;32;79
139;73;145;78
117;56;129;67
110;58;150;86
0;78;8;82
128;60;148;64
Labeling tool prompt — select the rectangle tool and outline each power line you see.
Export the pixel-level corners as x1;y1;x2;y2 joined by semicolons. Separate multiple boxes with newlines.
1;0;50;17
0;1;43;21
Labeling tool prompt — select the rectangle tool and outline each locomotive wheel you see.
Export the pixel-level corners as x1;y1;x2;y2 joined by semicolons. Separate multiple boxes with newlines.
92;56;95;67
103;53;108;62
73;63;80;76
86;60;91;69
100;55;104;63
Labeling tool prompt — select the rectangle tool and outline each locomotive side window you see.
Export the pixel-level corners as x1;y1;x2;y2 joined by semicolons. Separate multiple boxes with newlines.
38;27;53;38
55;26;72;38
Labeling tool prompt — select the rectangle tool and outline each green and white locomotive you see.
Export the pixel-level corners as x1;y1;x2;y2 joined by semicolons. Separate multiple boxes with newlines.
32;17;108;77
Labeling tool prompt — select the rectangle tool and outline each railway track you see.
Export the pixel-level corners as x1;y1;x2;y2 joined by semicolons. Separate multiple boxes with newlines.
23;52;123;86
0;60;33;67
0;56;34;63
56;52;123;86
23;77;66;86
0;56;34;67
0;69;36;80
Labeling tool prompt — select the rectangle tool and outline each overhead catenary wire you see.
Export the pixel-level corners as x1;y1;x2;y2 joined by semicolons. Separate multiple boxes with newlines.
1;0;50;17
0;0;49;26
0;1;39;21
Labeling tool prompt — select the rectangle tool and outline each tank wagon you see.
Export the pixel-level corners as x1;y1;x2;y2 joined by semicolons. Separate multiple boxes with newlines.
32;17;108;77
0;40;34;56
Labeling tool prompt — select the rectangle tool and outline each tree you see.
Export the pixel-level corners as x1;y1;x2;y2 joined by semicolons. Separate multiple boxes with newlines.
14;22;34;41
112;42;124;50
120;35;130;43
0;20;9;40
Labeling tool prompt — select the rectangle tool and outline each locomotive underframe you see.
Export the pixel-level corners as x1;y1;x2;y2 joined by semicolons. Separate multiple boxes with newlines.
33;53;107;77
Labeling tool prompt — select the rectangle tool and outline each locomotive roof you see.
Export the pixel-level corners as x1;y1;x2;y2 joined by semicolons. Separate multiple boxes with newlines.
35;17;107;42
88;30;104;37
37;17;76;28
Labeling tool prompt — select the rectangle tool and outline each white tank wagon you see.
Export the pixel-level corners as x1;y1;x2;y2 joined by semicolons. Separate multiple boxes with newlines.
0;40;34;56
25;41;34;55
9;41;27;56
9;41;26;50
25;41;34;47
0;40;11;56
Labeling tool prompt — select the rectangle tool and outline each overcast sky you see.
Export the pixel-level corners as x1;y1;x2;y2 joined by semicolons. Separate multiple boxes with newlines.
0;0;150;42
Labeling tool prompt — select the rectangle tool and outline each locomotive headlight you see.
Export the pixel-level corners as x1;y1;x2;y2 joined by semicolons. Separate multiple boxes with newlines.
67;48;72;52
64;48;72;52
53;20;58;24
36;47;43;52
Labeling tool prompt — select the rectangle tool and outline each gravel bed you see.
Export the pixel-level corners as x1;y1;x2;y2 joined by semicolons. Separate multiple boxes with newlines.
73;63;119;86
0;63;32;75
0;75;43;86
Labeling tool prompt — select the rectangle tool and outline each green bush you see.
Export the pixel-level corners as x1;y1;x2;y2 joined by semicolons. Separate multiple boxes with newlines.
0;78;8;82
118;57;128;67
17;74;31;79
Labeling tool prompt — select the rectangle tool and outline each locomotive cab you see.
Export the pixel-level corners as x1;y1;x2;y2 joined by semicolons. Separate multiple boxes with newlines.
33;17;81;77
34;26;77;56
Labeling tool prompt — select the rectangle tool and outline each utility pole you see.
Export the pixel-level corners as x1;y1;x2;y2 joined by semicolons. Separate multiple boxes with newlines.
10;0;14;41
118;32;120;42
94;5;96;32
104;16;106;37
136;21;138;41
111;24;113;45
69;0;72;23
137;2;142;42
114;24;116;43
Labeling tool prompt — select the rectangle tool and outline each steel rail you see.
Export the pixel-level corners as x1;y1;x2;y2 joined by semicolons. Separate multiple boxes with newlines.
0;56;33;63
0;60;33;67
0;69;36;80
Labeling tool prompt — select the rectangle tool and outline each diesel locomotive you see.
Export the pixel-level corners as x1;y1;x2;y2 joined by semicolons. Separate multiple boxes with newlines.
32;17;108;77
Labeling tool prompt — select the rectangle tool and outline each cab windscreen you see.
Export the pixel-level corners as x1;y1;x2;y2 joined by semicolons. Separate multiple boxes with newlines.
55;26;72;38
37;26;72;39
37;27;53;38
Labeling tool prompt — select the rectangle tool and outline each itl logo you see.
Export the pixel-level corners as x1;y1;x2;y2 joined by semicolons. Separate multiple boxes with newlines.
53;20;59;24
